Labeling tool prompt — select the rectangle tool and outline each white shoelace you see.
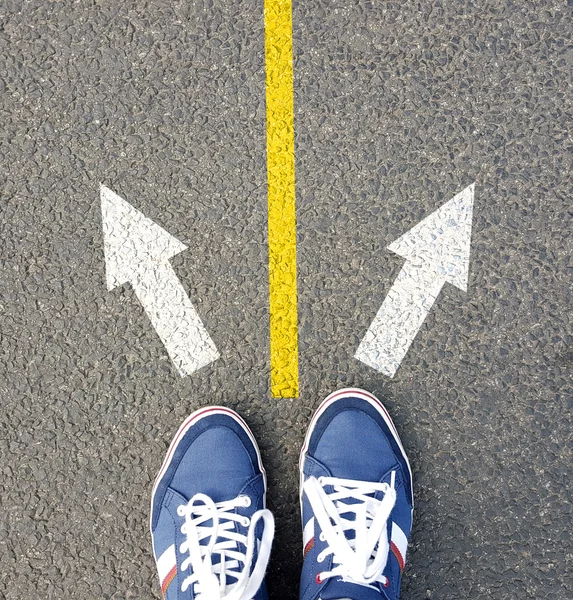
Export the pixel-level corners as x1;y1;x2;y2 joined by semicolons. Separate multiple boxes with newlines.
177;493;274;600
303;472;397;588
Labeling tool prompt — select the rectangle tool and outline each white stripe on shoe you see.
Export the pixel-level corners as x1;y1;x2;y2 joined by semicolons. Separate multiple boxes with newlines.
156;544;177;595
303;517;315;556
390;522;408;571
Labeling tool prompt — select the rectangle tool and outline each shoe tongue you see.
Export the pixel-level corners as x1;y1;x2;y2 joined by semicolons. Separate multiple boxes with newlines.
321;578;389;600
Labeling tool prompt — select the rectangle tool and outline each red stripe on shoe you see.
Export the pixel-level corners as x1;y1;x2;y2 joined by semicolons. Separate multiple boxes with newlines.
391;541;405;571
303;537;314;557
161;564;177;595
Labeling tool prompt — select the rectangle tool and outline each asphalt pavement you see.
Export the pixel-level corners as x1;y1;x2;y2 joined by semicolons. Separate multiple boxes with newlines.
1;1;572;599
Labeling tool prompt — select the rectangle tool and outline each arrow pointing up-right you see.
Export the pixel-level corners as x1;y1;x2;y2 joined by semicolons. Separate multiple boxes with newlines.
355;184;475;377
388;183;474;291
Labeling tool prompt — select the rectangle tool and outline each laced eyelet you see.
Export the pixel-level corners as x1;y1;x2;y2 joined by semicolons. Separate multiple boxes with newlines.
317;552;325;563
242;496;252;507
384;578;390;588
315;573;323;584
242;517;250;527
319;532;325;542
318;476;325;485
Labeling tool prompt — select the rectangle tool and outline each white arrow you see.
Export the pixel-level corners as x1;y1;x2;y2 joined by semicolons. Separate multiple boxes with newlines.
101;185;220;376
355;183;475;377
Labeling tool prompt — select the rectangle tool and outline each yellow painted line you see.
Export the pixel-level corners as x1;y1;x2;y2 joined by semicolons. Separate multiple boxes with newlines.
264;0;299;398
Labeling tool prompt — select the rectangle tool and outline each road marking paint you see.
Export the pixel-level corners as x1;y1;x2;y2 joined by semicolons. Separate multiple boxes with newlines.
264;0;299;398
355;184;475;377
101;185;220;376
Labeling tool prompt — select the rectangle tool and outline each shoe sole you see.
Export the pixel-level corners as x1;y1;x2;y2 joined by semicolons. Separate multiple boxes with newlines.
299;387;414;514
150;406;267;535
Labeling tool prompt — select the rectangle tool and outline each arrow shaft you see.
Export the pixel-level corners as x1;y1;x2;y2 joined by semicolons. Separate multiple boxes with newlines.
131;262;219;376
355;263;445;377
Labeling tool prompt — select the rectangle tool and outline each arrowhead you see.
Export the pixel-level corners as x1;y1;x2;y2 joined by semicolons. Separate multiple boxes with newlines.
101;185;188;290
387;184;475;291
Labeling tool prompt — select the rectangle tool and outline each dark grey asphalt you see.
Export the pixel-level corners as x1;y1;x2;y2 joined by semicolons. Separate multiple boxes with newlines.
1;1;572;599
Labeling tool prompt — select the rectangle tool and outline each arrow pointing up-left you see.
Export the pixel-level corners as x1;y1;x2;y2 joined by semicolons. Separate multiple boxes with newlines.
101;185;220;376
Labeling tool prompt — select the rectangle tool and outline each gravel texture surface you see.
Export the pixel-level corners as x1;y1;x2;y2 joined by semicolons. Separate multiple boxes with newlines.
1;1;571;599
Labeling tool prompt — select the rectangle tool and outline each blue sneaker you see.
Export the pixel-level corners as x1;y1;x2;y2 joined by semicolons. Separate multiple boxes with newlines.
299;388;414;600
150;407;274;600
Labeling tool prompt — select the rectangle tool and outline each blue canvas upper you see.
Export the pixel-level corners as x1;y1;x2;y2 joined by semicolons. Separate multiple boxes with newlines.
151;409;269;600
300;390;414;600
